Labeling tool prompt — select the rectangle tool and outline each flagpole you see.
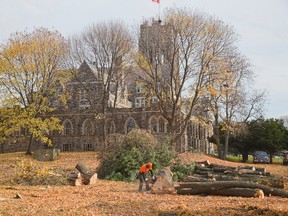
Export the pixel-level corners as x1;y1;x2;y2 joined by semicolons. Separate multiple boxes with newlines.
158;1;161;22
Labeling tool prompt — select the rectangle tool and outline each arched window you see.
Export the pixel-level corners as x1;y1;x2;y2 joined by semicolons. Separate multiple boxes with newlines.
158;117;166;133
106;119;115;135
82;119;94;136
149;116;157;133
125;117;137;133
63;120;73;135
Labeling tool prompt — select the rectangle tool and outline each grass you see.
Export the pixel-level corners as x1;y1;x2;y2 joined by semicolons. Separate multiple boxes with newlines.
226;155;284;164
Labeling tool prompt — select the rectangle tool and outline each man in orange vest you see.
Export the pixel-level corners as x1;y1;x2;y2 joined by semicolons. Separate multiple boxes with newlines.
138;162;154;192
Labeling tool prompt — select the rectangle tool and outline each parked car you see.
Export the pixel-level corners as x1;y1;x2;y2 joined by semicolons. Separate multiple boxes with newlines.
253;151;269;164
283;151;288;165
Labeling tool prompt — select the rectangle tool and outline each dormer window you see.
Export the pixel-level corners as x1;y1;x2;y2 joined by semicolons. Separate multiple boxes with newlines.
136;82;144;93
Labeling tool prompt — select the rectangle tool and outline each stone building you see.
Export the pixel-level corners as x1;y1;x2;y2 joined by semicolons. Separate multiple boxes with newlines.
1;20;213;154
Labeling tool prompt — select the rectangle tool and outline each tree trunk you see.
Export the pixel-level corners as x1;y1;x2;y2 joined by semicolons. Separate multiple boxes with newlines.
223;131;229;160
213;114;223;159
102;118;107;150
0;143;4;153
241;151;249;163
269;153;273;164
26;134;34;155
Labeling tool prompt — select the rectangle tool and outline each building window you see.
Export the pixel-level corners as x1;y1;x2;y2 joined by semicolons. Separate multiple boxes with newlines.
83;143;93;151
62;143;72;151
125;118;137;133
156;54;164;64
135;97;145;108
136;82;144;93
187;121;193;136
159;118;166;133
80;89;88;101
150;117;157;133
63;120;73;135
82;119;94;136
79;89;91;109
106;120;115;135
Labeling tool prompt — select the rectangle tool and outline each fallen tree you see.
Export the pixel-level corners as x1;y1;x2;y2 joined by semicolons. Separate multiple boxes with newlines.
183;162;282;188
176;181;288;198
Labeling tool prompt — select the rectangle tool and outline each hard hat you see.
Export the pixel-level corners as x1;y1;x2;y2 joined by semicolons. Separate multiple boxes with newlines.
147;162;152;168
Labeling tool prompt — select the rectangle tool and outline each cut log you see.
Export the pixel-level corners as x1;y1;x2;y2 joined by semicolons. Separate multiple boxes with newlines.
196;160;210;167
67;172;83;186
176;181;288;197
194;170;210;175
210;165;235;172
182;176;214;182
74;177;83;186
177;187;258;197
255;167;266;173
75;162;97;185
75;163;94;175
151;169;176;194
238;169;263;175
82;173;98;185
195;166;212;172
235;166;256;171
208;173;238;181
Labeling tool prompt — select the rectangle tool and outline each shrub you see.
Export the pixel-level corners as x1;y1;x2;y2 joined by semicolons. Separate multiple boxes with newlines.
14;160;68;185
170;162;195;181
97;129;175;181
15;160;50;182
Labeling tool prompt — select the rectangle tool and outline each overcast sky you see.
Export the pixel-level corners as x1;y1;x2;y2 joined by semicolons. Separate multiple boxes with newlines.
1;0;287;119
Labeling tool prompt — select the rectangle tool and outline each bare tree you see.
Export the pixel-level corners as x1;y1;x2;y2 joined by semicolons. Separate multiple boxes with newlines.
68;20;134;148
205;49;266;159
135;8;239;151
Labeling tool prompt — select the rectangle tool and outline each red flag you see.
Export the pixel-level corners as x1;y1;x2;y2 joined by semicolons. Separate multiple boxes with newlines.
152;0;160;3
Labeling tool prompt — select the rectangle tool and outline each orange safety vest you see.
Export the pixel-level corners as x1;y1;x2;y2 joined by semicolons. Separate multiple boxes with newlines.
139;164;152;174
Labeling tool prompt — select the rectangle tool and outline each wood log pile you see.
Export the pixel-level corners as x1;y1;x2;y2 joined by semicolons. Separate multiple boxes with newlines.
67;163;97;186
175;160;288;198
